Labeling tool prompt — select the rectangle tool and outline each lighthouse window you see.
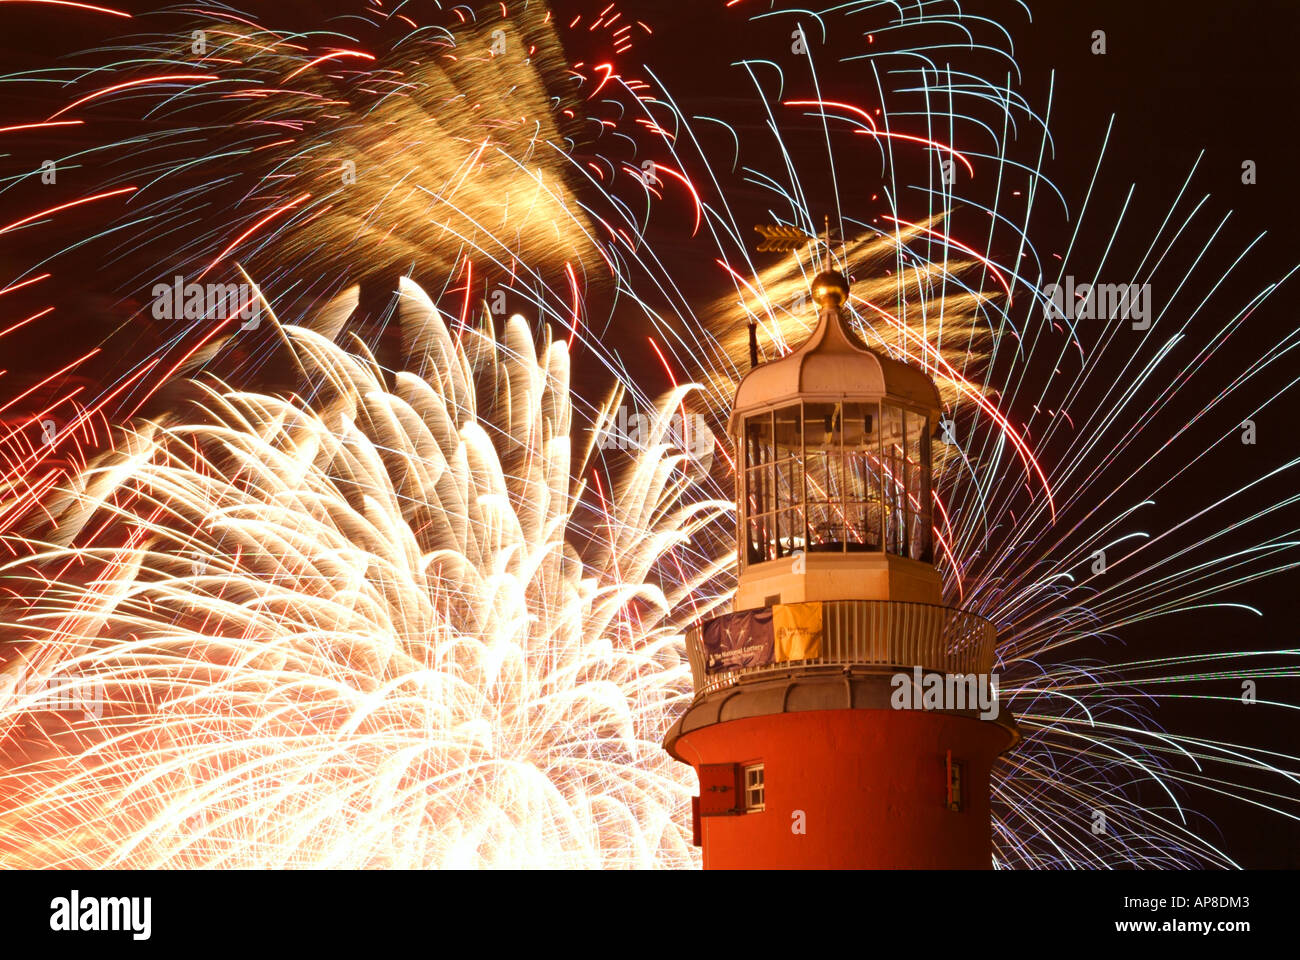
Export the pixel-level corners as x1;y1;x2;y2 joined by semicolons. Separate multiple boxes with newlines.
947;759;964;812
741;400;928;567
773;406;805;559
881;404;907;555
744;764;765;812
803;401;842;551
905;409;933;563
842;402;882;550
743;407;804;563
743;413;774;564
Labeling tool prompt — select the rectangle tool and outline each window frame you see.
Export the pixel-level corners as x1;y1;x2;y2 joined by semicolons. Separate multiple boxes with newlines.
946;755;964;812
743;762;766;813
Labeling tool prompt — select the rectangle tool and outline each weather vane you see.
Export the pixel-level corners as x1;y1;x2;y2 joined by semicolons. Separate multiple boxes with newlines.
752;222;814;253
748;218;844;366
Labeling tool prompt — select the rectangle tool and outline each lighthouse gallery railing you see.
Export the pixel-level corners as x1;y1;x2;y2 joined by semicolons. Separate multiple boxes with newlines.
682;600;997;698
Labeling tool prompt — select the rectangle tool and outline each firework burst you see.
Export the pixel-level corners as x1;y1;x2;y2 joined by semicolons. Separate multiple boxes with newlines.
0;279;729;867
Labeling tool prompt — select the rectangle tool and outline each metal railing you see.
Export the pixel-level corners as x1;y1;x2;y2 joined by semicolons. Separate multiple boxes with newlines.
684;600;996;697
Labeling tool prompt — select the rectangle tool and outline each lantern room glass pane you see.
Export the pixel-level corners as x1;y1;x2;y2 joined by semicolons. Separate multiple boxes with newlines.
744;413;774;470
774;405;802;457
743;406;802;564
746;511;771;565
774;457;804;557
842;401;881;550
742;412;773;564
905;409;932;562
803;402;843;552
882;403;906;555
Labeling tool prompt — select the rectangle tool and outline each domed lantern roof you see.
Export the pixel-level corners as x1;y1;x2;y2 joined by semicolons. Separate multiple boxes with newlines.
729;270;941;432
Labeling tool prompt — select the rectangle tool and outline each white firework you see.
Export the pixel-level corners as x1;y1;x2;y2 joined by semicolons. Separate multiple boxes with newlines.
0;279;731;868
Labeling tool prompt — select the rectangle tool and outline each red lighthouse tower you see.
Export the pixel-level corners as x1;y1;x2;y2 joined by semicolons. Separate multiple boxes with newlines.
665;269;1018;869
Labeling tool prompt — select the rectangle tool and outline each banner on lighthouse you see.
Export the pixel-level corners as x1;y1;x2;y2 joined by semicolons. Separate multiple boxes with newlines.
700;602;824;674
772;601;823;662
701;607;773;673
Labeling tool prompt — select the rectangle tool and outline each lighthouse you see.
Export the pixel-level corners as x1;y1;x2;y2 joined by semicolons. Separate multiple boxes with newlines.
664;268;1018;869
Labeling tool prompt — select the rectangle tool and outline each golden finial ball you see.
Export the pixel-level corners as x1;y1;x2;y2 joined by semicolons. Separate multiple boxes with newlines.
811;270;850;308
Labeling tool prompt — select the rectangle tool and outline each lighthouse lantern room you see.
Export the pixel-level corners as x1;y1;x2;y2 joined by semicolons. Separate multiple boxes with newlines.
730;269;944;613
